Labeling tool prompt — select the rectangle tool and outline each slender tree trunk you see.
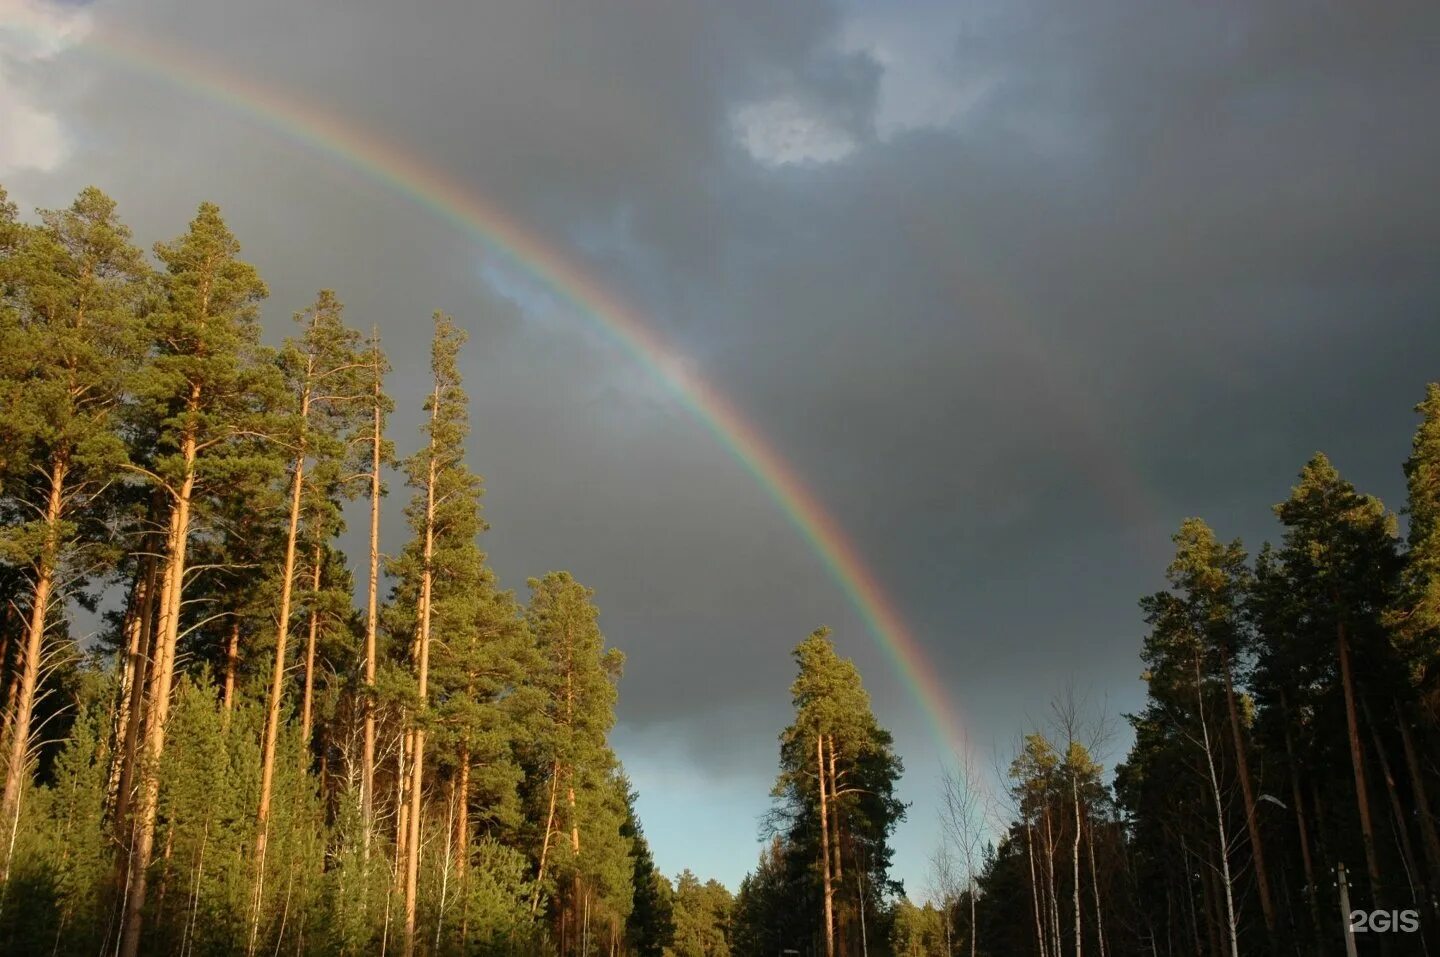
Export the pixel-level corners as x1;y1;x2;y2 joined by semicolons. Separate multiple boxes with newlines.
106;554;151;816
1337;621;1386;917
969;878;977;957
1071;765;1083;957
532;762;560;914
1086;817;1106;957
0;459;65;881
1397;703;1440;903
403;403;439;957
119;417;198;957
1027;825;1048;957
1198;847;1222;957
300;545;322;746
1279;691;1322;941
251;393;311;950
1196;666;1239;957
221;618;240;727
827;735;846;956
568;774;581;856
1221;645;1276;936
1044;805;1061;955
0;625;10;716
1180;838;1202;957
453;738;469;874
362;342;383;861
817;732;836;957
1362;698;1423;908
394;733;408;892
114;541;160;832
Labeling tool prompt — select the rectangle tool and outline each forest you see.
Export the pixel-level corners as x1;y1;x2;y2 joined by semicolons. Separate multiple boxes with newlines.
1;184;1438;956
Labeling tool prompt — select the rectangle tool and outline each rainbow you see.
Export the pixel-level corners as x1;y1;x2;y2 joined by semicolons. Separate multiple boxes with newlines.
2;7;985;765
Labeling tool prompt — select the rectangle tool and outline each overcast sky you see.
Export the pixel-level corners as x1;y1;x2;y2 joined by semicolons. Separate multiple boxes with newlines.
4;0;1440;895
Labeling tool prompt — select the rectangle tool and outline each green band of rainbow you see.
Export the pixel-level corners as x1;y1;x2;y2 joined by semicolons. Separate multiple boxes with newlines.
3;8;972;761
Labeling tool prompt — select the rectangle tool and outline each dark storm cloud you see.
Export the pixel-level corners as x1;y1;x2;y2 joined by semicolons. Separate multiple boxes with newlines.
8;0;1440;884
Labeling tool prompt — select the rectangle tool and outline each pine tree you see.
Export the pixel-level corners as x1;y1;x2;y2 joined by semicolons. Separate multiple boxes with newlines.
360;327;393;860
117;202;275;957
251;289;365;945
1267;455;1405;921
388;312;484;955
524;570;624;954
768;628;904;957
0;187;147;880
1393;384;1440;901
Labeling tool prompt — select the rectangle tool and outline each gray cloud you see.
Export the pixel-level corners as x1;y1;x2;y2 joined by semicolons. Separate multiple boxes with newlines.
8;0;1440;888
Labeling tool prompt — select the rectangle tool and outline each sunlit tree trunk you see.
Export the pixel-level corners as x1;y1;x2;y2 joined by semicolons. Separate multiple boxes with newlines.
817;731;835;957
532;762;560;915
402;386;439;957
0;459;65;881
120;412;198;957
250;383;311;951
453;733;469;874
300;545;322;745
361;334;384;860
107;551;152;815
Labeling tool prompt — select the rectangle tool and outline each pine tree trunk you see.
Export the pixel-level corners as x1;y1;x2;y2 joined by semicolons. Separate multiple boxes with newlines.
826;735;846;956
119;416;199;957
1279;690;1322;939
568;776;581;857
222;618;240;727
1396;703;1440;905
362;345;383;861
106;553;151;817
114;537;160;833
1362;698;1423;910
817;731;836;957
395;734;409;887
403;408;439;957
1221;644;1276;936
1337;621;1386;918
0;458;65;881
1198;848;1222;957
1180;839;1202;957
532;762;560;915
251;394;310;949
453;739;469;874
300;545;322;746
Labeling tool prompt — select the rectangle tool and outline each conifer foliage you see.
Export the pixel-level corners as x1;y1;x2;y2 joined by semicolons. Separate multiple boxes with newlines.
0;186;657;956
8;181;1440;957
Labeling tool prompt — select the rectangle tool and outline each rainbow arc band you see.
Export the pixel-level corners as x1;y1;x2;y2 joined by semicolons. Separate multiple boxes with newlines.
2;8;972;766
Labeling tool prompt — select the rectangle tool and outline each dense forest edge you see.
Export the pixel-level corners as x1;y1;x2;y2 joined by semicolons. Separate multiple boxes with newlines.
1;185;1438;956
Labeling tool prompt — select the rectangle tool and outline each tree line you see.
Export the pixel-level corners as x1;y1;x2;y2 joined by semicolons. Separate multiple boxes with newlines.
0;183;714;956
864;411;1440;953
7;181;1437;957
0;183;920;957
